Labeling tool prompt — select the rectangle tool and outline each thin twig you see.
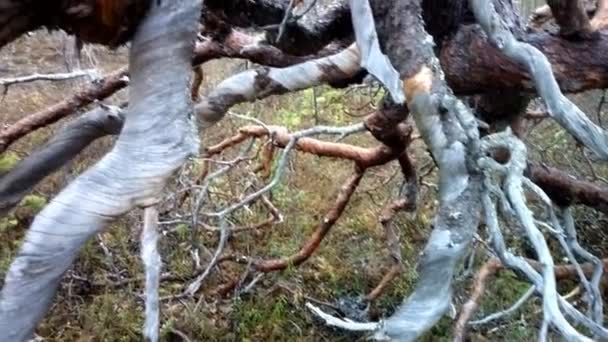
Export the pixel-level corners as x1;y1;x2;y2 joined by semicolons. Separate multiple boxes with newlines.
142;206;161;342
0;69;99;88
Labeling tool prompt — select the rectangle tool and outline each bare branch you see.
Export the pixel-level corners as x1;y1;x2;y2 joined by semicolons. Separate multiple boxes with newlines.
0;69;99;88
0;30;344;154
207;123;366;217
453;259;502;342
0;68;129;154
205;0;352;56
141;206;161;342
526;163;608;214
349;0;404;103
478;131;599;341
470;0;608;160
230;169;364;272
206;123;402;168
470;286;536;326
184;219;230;297
0;105;124;214
196;44;362;127
309;0;485;339
306;302;379;331
0;44;364;213
366;151;416;302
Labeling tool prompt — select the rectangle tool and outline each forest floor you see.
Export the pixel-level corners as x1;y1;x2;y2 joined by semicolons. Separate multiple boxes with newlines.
1;32;607;341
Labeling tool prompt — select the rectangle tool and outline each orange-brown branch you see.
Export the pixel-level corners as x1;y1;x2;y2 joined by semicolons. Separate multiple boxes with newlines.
223;169;364;272
0;68;128;154
205;124;403;169
453;259;502;342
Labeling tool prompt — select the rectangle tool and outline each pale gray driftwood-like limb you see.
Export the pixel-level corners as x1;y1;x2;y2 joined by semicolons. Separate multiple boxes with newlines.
141;206;161;342
469;286;536;326
470;0;608;160
348;0;404;103
0;105;124;214
478;131;601;341
0;69;99;88
196;44;361;127
0;0;202;340
309;0;484;340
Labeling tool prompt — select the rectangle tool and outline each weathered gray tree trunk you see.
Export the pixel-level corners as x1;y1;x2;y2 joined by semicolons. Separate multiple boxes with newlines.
366;0;483;339
0;0;201;340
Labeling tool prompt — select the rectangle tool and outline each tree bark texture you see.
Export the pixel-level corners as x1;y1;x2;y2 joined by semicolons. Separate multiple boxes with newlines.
367;0;483;339
0;0;150;48
546;0;594;39
0;0;201;340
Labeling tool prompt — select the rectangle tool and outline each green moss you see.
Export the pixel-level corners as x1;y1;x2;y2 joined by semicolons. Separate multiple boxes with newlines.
0;217;18;231
19;194;47;212
0;152;19;173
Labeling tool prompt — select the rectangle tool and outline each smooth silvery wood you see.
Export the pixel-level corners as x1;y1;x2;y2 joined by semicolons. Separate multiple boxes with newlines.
0;0;201;340
368;2;482;337
309;1;484;340
375;96;482;341
348;0;404;104
196;44;361;127
141;207;161;341
470;0;608;160
0;106;124;214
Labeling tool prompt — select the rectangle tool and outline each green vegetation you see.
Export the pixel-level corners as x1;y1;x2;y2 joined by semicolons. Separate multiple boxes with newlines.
0;152;19;174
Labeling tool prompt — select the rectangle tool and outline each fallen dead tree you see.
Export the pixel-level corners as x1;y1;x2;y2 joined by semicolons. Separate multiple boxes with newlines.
1;0;608;341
